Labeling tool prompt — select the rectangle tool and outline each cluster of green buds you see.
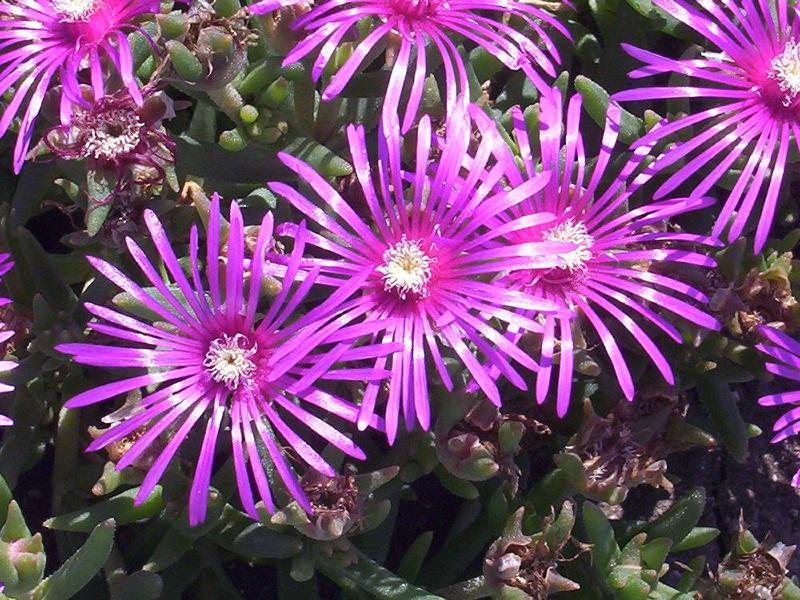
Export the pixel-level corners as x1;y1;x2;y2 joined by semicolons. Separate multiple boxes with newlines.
270;466;398;580
0;502;45;598
435;394;549;495
482;503;579;599
0;474;118;600
709;234;800;339
162;1;255;92
159;0;301;151
553;396;712;504
699;521;800;599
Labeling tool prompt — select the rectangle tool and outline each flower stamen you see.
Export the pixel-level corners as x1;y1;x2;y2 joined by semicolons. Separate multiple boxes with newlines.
203;333;258;390
51;0;100;21
75;108;144;161
769;39;800;107
377;236;434;299
543;219;595;272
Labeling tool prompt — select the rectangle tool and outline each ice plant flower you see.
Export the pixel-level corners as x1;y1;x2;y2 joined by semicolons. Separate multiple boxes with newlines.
0;0;161;173
268;108;572;443
477;89;720;416
57;196;397;525
614;0;800;252
756;325;800;487
251;0;569;132
44;89;175;188
0;253;15;426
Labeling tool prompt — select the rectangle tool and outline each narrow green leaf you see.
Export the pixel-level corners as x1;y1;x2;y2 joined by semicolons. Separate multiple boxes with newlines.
209;506;302;559
282;136;353;177
144;530;193;573
575;75;644;144
10;163;57;228
41;519;116;600
16;227;78;309
44;487;163;532
397;531;433;583
320;550;441;600
639;488;706;546
640;538;672;570
697;377;749;463
670;527;719;552
582;502;620;574
435;466;479;499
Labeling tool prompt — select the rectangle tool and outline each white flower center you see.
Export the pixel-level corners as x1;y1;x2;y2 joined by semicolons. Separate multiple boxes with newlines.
203;333;258;391
543;219;595;272
769;39;800;106
377;236;434;299
79;109;144;161
51;0;100;21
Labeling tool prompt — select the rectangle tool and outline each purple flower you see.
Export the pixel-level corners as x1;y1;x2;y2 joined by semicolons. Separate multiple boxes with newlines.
268;108;571;443
252;0;569;132
756;325;800;486
0;0;160;173
0;253;14;426
614;0;800;252
478;90;720;416
57;196;397;525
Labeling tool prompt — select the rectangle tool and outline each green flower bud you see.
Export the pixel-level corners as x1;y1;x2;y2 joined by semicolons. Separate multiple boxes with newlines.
239;104;259;124
219;128;247;152
260;77;289;109
214;0;242;18
166;40;204;82
156;12;189;40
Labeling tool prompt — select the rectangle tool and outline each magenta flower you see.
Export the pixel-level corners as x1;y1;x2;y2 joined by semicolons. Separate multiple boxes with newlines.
614;0;800;252
0;0;160;173
0;253;15;426
756;325;800;487
268;109;572;443
252;0;568;132
477;90;720;416
57;196;397;525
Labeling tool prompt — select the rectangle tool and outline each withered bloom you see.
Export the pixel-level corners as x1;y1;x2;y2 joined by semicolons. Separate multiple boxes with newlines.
701;520;800;599
555;398;686;504
271;466;398;541
436;395;548;493
484;504;580;599
45;90;175;189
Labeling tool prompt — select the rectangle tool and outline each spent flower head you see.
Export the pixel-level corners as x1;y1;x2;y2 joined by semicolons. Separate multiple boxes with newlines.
45;90;175;188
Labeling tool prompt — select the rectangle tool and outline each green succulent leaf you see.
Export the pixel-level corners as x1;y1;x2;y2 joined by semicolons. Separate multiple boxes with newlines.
575;75;644;144
44;487;164;532
40;519;116;600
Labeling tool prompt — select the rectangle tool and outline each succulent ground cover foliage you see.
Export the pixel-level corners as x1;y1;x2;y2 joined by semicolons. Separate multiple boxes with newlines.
2;0;800;599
